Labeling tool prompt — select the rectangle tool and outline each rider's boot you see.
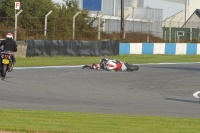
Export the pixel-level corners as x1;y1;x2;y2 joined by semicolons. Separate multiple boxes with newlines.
8;64;14;72
82;65;88;69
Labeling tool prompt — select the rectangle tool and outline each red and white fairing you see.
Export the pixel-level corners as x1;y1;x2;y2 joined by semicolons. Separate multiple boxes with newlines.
105;60;127;71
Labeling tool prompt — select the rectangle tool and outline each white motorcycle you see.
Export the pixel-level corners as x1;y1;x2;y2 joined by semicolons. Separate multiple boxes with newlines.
104;59;139;71
82;58;139;72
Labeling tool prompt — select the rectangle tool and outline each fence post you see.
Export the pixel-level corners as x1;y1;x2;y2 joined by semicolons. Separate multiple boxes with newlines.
198;26;199;42
178;17;183;28
113;0;116;16
190;21;193;42
163;16;168;28
141;16;146;32
156;16;161;36
123;14;130;40
147;15;153;43
133;15;138;32
169;16;175;43
14;9;23;41
73;12;81;40
117;17;121;32
44;10;52;37
98;14;105;40
108;16;113;33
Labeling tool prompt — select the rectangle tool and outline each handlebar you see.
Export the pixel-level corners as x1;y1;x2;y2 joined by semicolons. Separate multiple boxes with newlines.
0;51;12;55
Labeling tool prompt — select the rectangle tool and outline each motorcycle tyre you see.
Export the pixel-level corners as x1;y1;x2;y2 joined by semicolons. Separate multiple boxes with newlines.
1;64;7;78
127;65;139;71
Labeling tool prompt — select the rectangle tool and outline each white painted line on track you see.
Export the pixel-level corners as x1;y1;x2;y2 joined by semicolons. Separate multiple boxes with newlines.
193;91;200;100
135;62;200;65
14;65;83;69
13;62;200;70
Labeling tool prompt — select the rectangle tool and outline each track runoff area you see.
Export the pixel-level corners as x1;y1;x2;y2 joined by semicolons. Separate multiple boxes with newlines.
1;62;200;118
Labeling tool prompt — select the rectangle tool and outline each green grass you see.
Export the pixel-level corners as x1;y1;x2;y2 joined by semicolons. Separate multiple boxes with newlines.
2;55;200;133
15;55;200;67
0;109;200;133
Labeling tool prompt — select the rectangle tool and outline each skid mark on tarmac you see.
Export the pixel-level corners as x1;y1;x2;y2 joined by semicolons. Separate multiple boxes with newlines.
165;98;200;104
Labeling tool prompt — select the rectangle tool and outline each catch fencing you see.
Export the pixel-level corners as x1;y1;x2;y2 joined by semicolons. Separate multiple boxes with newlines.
0;16;163;41
163;21;200;43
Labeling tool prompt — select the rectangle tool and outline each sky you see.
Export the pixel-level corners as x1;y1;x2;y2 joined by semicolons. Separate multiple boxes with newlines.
53;0;183;20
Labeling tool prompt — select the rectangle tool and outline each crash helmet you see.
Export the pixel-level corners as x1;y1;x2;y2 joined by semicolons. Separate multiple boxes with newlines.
6;33;13;39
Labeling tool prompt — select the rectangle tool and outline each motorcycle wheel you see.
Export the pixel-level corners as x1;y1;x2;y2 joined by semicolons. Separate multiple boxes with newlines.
127;64;139;71
1;64;7;78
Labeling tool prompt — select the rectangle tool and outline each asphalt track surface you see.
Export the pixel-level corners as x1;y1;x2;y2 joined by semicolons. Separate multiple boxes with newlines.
1;63;200;118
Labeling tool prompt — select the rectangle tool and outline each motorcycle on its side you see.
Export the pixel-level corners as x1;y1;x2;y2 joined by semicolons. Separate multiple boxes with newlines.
105;60;139;71
0;49;13;78
82;58;139;72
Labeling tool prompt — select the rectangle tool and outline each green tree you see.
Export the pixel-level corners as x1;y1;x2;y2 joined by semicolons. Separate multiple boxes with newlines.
0;0;98;40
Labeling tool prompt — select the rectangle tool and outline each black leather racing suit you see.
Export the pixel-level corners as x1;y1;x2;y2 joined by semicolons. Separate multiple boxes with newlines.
0;38;17;64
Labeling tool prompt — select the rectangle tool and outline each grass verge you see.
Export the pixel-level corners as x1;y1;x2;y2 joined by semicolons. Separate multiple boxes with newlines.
15;55;200;67
0;109;200;133
2;55;200;133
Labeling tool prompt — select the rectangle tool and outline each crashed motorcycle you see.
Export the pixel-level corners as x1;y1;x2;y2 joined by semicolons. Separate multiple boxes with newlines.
82;58;139;72
105;59;139;71
0;50;13;78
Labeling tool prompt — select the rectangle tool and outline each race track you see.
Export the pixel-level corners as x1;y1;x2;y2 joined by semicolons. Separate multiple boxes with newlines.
1;63;200;118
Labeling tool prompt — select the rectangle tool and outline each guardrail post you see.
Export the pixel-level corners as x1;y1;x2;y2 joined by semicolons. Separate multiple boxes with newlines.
147;15;153;43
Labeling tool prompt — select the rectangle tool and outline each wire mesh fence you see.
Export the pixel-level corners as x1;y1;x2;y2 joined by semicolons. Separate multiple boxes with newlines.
0;16;163;42
163;21;200;28
163;21;200;43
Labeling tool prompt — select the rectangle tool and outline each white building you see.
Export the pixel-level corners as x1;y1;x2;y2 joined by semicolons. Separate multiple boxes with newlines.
75;0;163;37
163;0;200;28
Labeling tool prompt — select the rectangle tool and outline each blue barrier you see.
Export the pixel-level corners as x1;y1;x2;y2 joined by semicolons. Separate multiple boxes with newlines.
165;43;176;55
119;43;130;54
142;43;154;54
186;43;197;54
119;43;200;55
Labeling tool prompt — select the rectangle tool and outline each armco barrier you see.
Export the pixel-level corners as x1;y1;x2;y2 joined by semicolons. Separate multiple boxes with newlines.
119;43;200;55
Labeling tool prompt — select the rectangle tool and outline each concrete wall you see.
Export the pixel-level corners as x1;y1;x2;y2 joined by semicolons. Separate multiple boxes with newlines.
120;43;200;55
15;41;28;58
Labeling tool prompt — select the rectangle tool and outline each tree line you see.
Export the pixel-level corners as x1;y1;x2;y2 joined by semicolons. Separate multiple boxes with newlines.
0;0;98;40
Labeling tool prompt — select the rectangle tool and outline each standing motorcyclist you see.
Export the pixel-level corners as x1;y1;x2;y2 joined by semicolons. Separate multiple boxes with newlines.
0;33;17;71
